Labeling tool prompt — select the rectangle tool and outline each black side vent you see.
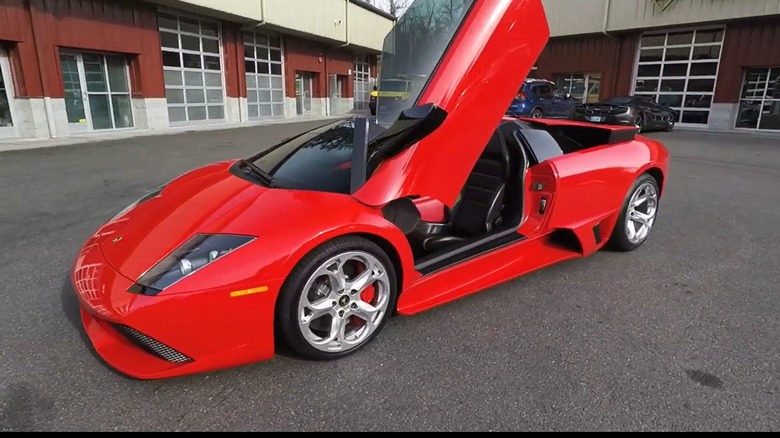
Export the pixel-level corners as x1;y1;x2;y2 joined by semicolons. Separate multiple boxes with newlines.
111;324;193;364
593;223;603;244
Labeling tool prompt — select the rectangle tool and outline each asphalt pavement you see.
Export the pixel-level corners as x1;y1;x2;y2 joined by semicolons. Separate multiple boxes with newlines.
0;120;778;431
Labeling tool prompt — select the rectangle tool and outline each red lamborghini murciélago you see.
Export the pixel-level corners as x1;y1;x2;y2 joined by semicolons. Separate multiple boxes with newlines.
71;0;670;379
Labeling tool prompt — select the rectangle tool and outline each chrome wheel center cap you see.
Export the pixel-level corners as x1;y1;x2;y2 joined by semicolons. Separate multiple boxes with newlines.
338;295;350;307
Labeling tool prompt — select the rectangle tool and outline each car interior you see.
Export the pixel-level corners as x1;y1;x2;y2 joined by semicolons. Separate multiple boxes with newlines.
382;120;530;267
381;118;637;273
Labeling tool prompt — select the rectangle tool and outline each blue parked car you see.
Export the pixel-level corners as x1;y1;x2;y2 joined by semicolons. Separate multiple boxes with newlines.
506;79;581;119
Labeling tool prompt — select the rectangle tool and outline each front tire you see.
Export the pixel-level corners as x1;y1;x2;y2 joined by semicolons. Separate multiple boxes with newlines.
276;236;397;360
607;174;660;252
530;108;543;119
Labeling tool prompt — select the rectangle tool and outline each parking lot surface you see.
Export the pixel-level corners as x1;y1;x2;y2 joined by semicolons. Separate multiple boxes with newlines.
0;121;778;431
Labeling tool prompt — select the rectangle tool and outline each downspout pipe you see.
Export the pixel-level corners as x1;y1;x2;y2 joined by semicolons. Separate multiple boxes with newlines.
601;0;611;37
326;0;351;116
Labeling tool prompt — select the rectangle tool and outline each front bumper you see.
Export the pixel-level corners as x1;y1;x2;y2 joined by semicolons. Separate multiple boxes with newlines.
70;236;281;379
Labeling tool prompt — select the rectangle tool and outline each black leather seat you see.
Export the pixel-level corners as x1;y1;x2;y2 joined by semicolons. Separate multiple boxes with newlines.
423;130;511;252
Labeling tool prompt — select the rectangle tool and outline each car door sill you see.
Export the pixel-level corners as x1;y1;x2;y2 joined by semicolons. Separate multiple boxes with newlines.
414;227;525;276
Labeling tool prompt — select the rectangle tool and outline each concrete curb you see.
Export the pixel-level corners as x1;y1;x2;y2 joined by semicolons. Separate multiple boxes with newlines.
0;115;350;153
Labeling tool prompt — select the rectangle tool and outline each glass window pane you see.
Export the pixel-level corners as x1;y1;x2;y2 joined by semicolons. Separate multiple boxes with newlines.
204;72;222;87
758;101;780;130
106;56;129;93
206;89;223;103
736;100;760;129
690;62;718;76
635;79;658;92
667;31;693;45
203;56;221;71
272;103;285;116
256;33;269;46
258;90;271;102
272;90;284;103
270;49;281;62
181;34;200;51
162;51;181;67
687;79;715;93
160;32;179;49
258;104;272;116
269;34;281;47
88;94;112;129
248;90;258;103
184;71;203;86
83;58;107;92
248;104;259;117
641;34;665;47
245;60;255;73
639;49;663;63
164;70;183;86
741;69;769;99
695;29;723;44
207;105;224;119
246;74;257;88
201;22;218;37
179;17;199;34
660;79;685;92
658;94;683;107
692;45;720;60
183;53;202;69
111;95;133;128
158;14;178;31
271;77;282;89
186;89;205;104
270;63;282;75
243;33;254;45
258;63;269;74
637;64;661;77
168;106;186;122
664;47;690;62
244;45;254;59
203;38;219;54
681;110;709;124
166;88;184;104
187;106;207;120
257;48;269;60
663;63;688;76
684;94;712;109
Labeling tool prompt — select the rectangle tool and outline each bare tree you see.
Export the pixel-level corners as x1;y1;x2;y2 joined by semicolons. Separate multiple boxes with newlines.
362;0;413;18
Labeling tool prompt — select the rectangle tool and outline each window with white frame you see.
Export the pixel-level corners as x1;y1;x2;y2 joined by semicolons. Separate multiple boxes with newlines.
736;67;780;131
244;31;285;118
354;55;371;111
158;12;225;124
633;28;724;125
555;73;601;103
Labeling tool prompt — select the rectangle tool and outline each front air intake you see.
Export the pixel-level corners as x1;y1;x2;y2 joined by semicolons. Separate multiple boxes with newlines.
111;324;193;364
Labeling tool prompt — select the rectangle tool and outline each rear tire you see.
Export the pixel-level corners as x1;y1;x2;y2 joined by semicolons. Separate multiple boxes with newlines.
530;108;543;119
275;236;397;360
635;114;645;133
607;174;660;252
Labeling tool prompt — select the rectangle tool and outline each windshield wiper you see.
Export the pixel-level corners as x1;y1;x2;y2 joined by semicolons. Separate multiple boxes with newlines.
238;159;275;187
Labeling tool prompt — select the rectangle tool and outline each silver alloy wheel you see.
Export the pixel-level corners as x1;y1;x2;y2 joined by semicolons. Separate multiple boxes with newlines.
625;181;658;244
531;110;543;118
297;250;391;353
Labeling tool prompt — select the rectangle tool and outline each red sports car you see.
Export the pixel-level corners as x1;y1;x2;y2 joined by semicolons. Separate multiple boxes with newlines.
71;0;670;380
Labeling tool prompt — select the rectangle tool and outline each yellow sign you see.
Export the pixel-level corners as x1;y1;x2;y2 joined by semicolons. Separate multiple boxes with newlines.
229;286;269;298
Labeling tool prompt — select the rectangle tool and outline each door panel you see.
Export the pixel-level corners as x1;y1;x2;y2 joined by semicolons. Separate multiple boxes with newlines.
60;54;90;132
353;0;549;207
0;47;18;138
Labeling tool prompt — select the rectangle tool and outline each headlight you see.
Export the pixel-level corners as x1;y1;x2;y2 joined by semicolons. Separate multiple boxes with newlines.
128;234;255;295
110;184;166;221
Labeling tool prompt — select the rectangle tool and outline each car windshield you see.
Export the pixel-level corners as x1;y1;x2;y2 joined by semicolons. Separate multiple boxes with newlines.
251;120;366;194
376;0;475;125
379;80;409;92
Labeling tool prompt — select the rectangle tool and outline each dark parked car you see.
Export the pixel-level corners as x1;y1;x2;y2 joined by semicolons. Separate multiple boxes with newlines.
506;79;581;119
570;95;675;132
